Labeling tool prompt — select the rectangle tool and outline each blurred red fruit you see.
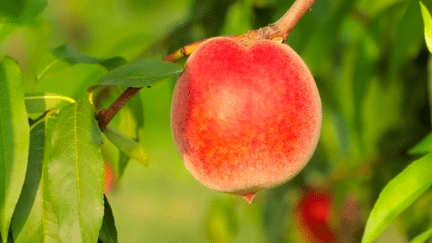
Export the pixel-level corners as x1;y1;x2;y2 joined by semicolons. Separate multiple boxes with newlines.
104;162;117;194
297;190;336;243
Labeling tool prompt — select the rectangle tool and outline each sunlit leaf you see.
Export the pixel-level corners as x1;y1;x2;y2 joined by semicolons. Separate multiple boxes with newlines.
48;100;104;243
25;93;76;113
409;132;432;154
98;196;117;243
11;119;61;243
206;198;238;243
95;59;183;88
420;1;432;53
0;57;30;243
410;227;432;243
38;114;62;243
361;153;432;243
103;126;149;167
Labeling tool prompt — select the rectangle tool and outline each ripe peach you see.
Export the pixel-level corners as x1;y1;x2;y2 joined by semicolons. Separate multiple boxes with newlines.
170;37;321;203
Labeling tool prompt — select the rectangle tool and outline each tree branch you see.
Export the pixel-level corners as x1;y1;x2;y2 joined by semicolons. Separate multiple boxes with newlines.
270;0;316;41
97;87;141;131
96;0;317;131
166;0;317;61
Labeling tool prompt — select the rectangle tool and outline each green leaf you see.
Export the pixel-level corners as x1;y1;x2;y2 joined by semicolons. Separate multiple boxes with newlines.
410;227;432;243
429;57;432;120
96;59;183;88
194;0;237;37
87;85;144;178
34;46;123;98
86;85;115;108
0;20;19;45
48;100;104;243
25;93;76;113
420;1;432;53
11;118;61;243
0;0;47;23
0;57;30;243
98;196;117;243
118;90;144;141
0;0;48;44
263;187;291;243
359;0;404;17
117;91;144;178
337;32;382;161
300;0;356;75
103;126;149;167
409;132;432;154
205;198;238;243
11;122;44;242
387;0;424;83
36;45;125;83
361;153;432;243
38;114;61;243
35;52;75;82
51;45;127;71
221;0;254;35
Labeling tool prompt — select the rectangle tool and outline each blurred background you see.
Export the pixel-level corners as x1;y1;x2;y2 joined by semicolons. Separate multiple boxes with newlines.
1;0;431;242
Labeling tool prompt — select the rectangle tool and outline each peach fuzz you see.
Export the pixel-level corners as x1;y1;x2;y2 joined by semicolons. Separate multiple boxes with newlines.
170;37;322;203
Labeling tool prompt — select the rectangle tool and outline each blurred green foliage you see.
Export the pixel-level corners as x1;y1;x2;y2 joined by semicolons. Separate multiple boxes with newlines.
1;0;432;242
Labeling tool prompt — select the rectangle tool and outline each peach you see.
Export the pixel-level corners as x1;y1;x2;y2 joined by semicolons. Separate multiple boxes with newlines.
170;37;321;203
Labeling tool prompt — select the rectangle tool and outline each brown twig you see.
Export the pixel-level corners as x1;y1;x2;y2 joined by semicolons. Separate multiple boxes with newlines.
167;0;317;61
96;87;141;131
96;0;317;131
270;0;316;41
